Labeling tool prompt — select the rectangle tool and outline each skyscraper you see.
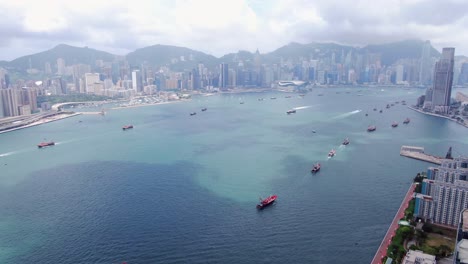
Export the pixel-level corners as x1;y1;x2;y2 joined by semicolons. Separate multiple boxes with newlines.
423;48;455;114
419;40;432;85
219;63;229;89
57;58;66;75
132;70;143;92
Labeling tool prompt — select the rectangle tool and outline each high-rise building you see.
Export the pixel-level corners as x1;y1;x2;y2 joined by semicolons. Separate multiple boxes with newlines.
57;58;66;75
454;209;468;263
423;48;455;113
219;63;229;89
0;88;20;117
132;70;143;92
85;73;100;94
419;40;432;85
396;65;405;84
414;157;468;227
459;63;468;85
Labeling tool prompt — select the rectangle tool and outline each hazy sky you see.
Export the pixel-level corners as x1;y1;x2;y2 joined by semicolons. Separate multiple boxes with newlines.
1;0;468;60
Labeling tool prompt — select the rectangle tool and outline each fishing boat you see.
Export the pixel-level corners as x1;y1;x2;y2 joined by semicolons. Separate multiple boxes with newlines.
328;149;336;157
342;138;350;145
367;125;376;132
37;141;55;148
311;163;321;173
122;125;133;130
403;118;410;124
256;195;277;209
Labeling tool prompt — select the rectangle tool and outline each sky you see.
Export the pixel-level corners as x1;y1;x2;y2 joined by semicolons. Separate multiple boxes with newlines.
1;0;468;61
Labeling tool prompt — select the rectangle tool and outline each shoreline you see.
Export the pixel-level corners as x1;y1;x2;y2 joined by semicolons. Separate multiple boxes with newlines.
0;113;81;134
110;99;188;110
408;106;468;128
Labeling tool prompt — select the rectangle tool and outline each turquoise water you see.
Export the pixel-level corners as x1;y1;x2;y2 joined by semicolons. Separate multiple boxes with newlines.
1;87;467;263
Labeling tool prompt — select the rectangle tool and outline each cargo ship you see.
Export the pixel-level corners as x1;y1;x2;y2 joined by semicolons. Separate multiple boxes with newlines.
37;141;55;148
403;118;410;124
122;125;133;130
286;109;296;114
367;125;376;132
311;163;321;173
257;195;277;209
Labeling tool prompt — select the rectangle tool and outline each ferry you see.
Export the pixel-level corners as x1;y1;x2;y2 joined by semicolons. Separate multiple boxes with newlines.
391;121;398;127
257;195;277;209
342;138;350;145
37;141;55;148
367;125;376;132
286;109;296;114
190;112;197;116
311;163;321;173
201;108;207;111
403;118;410;124
122;125;133;130
328;149;336;157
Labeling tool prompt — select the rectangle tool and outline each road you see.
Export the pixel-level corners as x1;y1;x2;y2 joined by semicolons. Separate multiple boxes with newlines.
371;183;416;264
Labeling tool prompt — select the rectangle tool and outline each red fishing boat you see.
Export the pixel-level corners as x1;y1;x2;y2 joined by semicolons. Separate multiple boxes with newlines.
256;195;277;209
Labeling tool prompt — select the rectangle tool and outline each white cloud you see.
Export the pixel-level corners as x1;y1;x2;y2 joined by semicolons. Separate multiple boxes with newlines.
0;0;467;60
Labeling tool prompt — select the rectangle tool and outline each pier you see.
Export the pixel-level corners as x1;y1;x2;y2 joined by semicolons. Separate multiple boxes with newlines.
400;145;444;165
371;183;416;264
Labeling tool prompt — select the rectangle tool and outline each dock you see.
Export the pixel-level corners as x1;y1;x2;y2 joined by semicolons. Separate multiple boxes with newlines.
400;145;444;165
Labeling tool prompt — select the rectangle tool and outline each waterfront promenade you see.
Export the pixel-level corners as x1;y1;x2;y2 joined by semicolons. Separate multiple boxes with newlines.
408;106;468;128
371;183;416;264
400;146;444;165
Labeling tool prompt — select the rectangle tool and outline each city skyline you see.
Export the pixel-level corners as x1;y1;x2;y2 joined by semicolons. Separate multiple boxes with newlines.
1;0;468;60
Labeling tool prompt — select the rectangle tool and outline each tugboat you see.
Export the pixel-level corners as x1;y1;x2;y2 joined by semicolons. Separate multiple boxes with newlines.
391;121;398;127
367;125;376;132
37;141;55;148
311;163;321;173
122;125;133;130
190;112;197;116
403;118;410;124
342;138;350;145
201;108;207;111
286;109;296;114
328;149;336;157
256;195;277;209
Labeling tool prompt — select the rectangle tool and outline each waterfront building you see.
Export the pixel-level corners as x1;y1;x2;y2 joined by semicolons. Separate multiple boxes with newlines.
85;73;100;94
402;250;435;264
423;48;455;114
132;70;143;93
419;40;433;86
219;63;229;90
454;209;468;264
414;157;468;227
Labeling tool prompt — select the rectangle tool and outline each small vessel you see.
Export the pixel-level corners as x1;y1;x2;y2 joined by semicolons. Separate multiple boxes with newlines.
256;195;277;209
258;98;264;101
373;108;377;111
299;94;306;97
270;97;277;100
190;112;196;116
403;118;410;124
311;163;321;173
342;138;350;145
317;94;324;96
367;125;376;132
379;110;383;113
285;96;291;98
365;113;368;116
391;122;398;127
37;141;55;148
386;104;390;109
240;102;244;104
286;109;296;114
312;130;316;133
201;108;207;111
328;149;336;157
122;125;133;130
402;102;407;105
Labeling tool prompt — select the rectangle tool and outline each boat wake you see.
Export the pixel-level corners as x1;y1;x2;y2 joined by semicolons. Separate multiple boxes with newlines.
0;151;15;157
333;110;362;119
293;105;313;110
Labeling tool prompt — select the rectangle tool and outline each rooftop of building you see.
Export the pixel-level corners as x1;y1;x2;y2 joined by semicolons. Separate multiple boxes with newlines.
402;250;436;264
463;210;468;232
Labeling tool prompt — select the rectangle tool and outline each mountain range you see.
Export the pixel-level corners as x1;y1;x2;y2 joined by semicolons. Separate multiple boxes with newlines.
0;39;445;74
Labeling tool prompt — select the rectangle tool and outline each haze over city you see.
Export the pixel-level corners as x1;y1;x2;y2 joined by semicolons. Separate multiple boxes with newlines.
1;0;468;60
